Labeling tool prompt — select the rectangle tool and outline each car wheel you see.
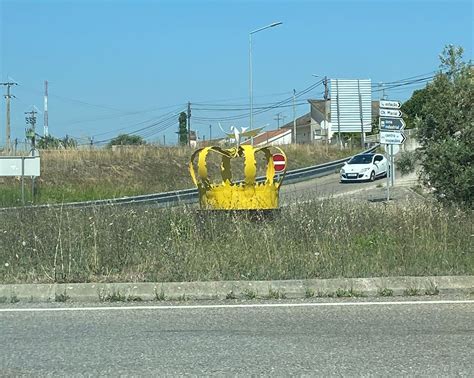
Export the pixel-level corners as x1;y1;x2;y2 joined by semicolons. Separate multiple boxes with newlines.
370;171;375;181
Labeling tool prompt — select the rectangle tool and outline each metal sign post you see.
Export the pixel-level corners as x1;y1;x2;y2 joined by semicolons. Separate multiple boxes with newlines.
379;100;405;201
0;155;41;205
386;145;390;201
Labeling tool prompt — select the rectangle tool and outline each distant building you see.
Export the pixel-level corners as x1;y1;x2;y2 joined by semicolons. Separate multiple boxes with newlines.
190;130;197;148
241;128;292;147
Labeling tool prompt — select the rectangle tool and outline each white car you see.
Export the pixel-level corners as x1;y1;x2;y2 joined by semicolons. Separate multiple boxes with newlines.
340;153;388;182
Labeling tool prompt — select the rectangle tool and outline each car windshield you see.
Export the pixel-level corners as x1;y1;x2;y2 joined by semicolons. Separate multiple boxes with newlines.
348;155;373;164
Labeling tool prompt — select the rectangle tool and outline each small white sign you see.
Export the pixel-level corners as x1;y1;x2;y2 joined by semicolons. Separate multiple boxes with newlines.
379;100;401;109
379;108;402;117
0;156;41;177
380;131;406;145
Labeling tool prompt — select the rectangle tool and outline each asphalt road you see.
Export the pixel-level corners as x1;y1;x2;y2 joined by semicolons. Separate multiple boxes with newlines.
1;298;472;375
280;171;419;205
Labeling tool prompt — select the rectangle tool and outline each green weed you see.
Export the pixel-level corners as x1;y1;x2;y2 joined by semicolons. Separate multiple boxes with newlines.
155;289;166;301
265;287;287;300
226;291;237;300
99;289;126;302
55;292;70;302
335;288;365;298
243;289;257;300
404;287;420;296
378;288;394;297
425;283;440;296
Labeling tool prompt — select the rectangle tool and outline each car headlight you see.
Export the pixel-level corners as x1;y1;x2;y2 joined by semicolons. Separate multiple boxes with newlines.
360;167;370;173
340;168;345;174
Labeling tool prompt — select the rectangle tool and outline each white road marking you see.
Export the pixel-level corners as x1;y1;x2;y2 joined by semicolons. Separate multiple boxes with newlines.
0;300;472;313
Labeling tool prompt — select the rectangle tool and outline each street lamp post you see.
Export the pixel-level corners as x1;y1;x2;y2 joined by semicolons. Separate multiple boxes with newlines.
249;21;282;145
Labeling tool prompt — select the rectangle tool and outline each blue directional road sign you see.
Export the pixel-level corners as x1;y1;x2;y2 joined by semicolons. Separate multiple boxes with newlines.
380;117;406;131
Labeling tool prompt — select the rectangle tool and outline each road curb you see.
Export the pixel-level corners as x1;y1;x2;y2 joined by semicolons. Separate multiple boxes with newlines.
0;276;472;303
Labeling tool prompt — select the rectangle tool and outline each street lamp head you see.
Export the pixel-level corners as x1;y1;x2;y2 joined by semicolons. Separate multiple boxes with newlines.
250;21;283;34
269;22;283;28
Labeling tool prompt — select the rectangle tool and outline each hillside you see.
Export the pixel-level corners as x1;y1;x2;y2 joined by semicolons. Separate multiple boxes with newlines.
0;144;360;206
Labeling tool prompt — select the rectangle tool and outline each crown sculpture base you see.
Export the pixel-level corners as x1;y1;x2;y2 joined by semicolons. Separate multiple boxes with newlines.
189;145;287;211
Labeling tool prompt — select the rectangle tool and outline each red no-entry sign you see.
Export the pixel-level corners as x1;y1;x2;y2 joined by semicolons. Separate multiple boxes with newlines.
272;153;286;172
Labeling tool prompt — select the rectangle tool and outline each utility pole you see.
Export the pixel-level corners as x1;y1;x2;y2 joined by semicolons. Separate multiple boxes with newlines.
187;101;191;147
292;89;296;143
163;134;166;146
379;82;387;100
25;109;38;202
323;77;329;153
209;124;212;141
274;112;285;129
25;109;38;154
357;79;365;148
2;81;17;154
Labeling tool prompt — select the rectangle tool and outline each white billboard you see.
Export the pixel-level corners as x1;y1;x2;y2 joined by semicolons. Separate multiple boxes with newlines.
330;79;372;133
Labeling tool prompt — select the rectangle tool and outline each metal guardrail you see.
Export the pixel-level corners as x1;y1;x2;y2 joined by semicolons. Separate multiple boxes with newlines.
2;145;378;210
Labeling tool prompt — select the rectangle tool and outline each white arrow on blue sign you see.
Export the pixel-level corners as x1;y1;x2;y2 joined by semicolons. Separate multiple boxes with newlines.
379;108;402;117
380;131;406;145
379;100;401;109
380;117;406;131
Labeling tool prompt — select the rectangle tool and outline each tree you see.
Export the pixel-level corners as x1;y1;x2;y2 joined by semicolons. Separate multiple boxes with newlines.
107;134;145;148
178;112;188;146
37;135;62;149
62;135;77;149
416;45;473;208
401;87;430;129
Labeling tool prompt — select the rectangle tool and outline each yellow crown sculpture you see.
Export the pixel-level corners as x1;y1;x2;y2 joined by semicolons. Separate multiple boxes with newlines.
189;145;287;210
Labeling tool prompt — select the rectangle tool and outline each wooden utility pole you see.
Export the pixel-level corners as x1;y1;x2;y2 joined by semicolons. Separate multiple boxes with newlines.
187;102;191;147
323;76;329;153
2;82;17;154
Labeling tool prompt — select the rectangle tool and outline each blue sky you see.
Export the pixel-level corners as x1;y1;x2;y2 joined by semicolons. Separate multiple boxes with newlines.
1;0;472;146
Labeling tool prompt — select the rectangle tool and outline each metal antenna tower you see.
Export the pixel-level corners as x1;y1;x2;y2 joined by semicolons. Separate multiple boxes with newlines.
44;80;49;137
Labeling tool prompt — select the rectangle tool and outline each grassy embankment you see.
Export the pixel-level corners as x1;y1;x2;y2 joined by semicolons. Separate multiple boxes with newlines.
0;144;357;207
0;200;472;284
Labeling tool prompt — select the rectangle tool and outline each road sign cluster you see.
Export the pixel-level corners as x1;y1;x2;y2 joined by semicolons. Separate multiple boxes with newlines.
379;100;405;145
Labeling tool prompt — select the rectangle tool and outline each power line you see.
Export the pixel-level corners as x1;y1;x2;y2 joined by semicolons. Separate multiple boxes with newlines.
192;79;324;122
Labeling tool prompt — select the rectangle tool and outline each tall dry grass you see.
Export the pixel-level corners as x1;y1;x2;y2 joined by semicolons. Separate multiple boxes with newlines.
0;199;471;284
0;144;359;206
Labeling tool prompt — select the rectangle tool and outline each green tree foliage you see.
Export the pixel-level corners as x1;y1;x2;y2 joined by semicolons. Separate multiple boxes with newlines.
401;88;430;129
37;134;77;149
62;135;78;149
416;45;473;208
178;112;188;146
37;135;62;149
107;134;145;148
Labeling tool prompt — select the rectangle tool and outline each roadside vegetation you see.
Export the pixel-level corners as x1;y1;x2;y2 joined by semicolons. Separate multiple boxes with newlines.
0;143;358;207
399;45;473;208
0;199;471;284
